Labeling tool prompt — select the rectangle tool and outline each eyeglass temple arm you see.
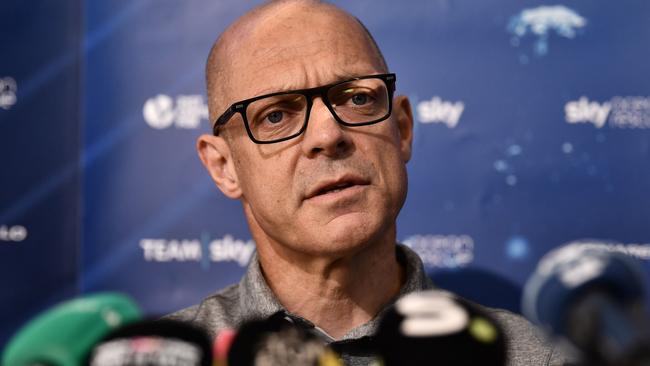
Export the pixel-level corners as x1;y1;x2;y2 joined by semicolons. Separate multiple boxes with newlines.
213;106;237;135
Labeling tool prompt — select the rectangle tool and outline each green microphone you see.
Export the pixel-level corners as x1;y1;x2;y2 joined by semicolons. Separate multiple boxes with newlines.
2;292;142;366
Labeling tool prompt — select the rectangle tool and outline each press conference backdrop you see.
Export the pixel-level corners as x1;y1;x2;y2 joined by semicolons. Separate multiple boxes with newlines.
1;0;649;349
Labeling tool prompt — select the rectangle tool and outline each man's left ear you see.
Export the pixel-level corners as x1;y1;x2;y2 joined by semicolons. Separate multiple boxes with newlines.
393;95;414;162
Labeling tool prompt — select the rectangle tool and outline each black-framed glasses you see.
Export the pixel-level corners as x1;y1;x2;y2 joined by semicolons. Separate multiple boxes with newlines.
213;73;396;144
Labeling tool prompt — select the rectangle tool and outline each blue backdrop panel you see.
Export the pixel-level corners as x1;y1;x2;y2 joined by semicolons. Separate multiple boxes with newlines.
0;1;82;348
81;0;260;315
2;0;650;350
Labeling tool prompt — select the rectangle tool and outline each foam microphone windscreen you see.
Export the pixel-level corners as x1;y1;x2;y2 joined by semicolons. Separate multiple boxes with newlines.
375;290;507;366
213;328;237;366
2;292;142;366
88;319;213;366
522;244;650;365
227;313;342;366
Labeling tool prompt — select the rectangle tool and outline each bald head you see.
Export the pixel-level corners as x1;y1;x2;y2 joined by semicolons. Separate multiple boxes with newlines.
205;0;389;123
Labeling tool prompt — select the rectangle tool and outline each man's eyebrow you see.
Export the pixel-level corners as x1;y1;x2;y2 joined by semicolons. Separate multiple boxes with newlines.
251;84;297;96
330;71;365;82
248;83;321;99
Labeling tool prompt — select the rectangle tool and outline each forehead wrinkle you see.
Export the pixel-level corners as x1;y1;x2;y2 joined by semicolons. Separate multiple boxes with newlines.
241;34;380;92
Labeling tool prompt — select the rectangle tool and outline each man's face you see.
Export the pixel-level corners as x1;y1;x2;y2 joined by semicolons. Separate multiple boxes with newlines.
204;9;413;258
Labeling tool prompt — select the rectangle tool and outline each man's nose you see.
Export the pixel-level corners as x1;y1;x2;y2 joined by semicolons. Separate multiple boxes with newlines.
301;97;352;158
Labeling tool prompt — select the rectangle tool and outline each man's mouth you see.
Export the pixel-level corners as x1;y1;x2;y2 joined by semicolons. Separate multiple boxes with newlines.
305;176;370;200
316;182;355;196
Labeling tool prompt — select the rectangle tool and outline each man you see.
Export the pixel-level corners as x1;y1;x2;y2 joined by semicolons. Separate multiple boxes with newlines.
169;1;565;365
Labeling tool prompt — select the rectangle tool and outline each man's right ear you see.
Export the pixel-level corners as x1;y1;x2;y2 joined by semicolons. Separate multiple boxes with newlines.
196;134;242;199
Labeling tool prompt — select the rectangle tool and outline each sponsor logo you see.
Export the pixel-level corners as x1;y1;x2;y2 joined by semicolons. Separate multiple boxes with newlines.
396;292;470;337
0;225;28;242
139;234;255;267
535;239;650;281
508;5;586;58
563;239;650;261
402;234;474;268
531;239;650;292
92;337;202;366
417;96;464;128
0;77;17;110
143;94;209;129
565;96;650;129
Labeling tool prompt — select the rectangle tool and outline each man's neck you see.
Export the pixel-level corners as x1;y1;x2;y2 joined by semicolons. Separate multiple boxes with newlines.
256;233;405;340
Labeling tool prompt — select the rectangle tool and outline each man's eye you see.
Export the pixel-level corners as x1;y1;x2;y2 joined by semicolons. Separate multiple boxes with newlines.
351;94;369;105
266;111;284;124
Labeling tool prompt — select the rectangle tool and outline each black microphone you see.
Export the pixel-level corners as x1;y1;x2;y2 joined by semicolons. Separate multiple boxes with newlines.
227;312;342;366
375;290;507;366
522;244;650;366
88;319;213;366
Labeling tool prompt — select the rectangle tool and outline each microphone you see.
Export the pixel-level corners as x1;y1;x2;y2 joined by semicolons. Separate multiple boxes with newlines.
213;328;237;366
2;292;142;366
522;244;650;365
375;290;507;366
88;319;213;366
227;312;342;366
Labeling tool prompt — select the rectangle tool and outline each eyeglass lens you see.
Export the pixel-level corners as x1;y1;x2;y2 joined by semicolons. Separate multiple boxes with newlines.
245;77;389;142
